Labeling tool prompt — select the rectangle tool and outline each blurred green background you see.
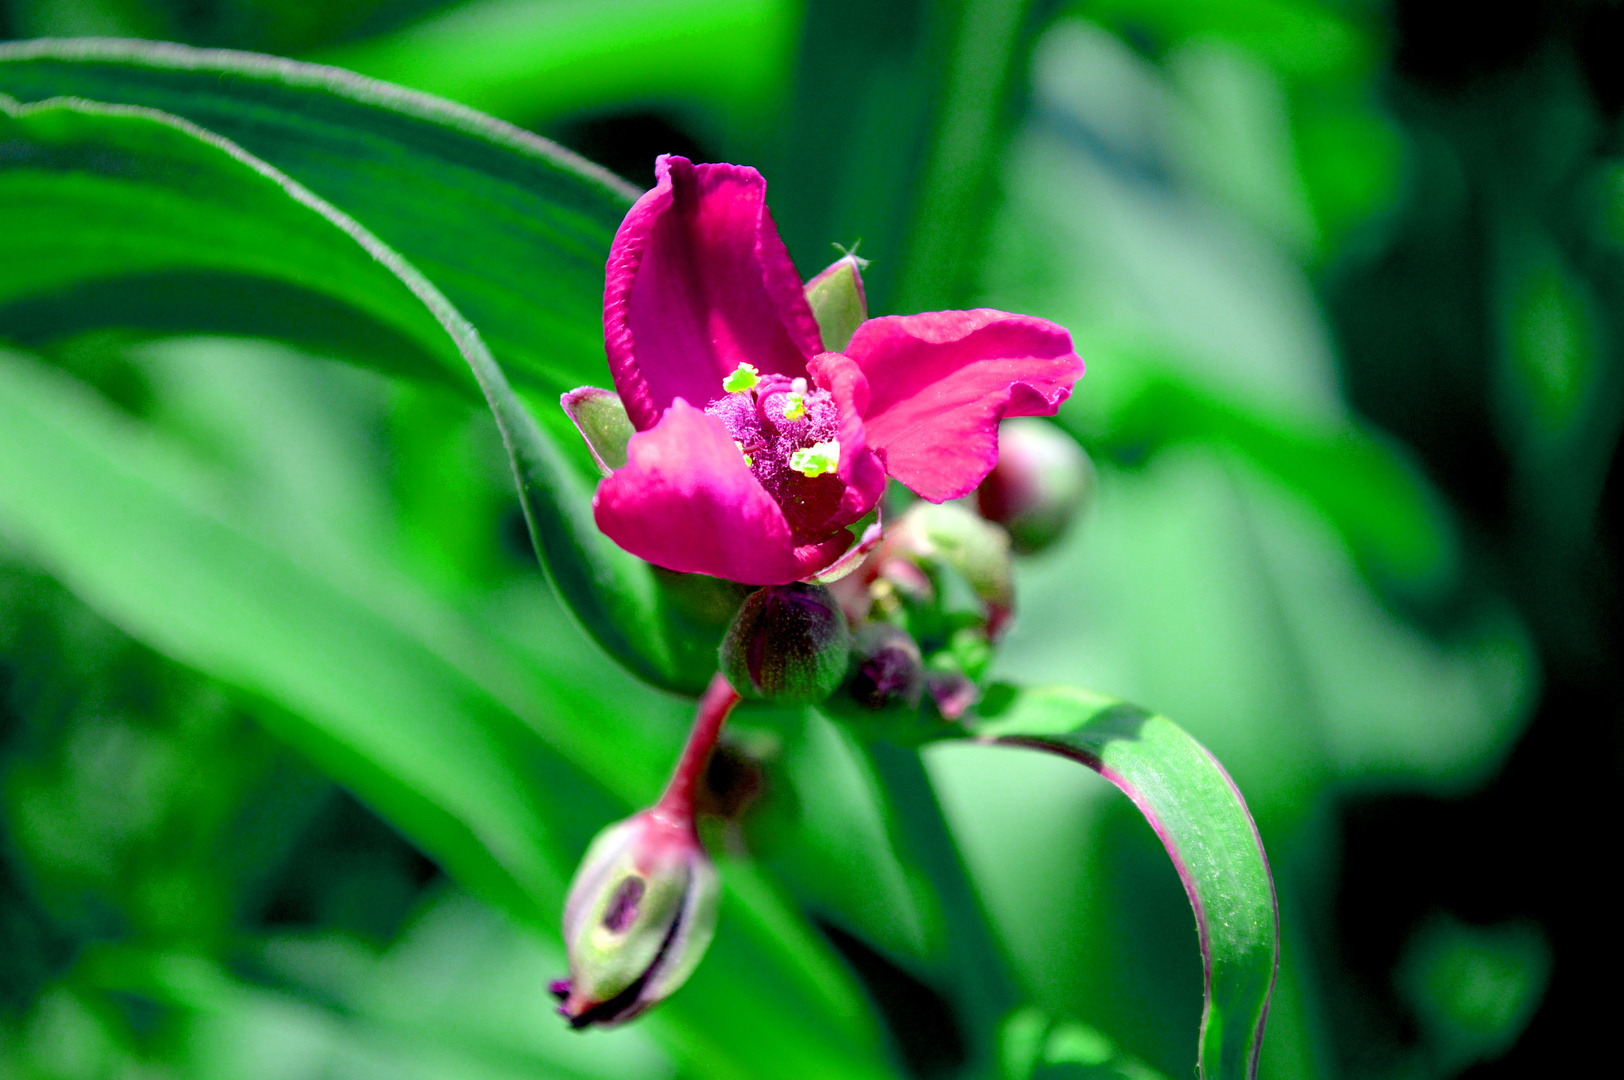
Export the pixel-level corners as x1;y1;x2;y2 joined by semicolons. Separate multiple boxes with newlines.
1;1;1617;1078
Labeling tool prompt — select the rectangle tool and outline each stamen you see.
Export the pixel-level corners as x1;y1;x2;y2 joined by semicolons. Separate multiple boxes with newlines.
790;440;840;478
722;363;760;393
734;439;753;466
782;393;807;421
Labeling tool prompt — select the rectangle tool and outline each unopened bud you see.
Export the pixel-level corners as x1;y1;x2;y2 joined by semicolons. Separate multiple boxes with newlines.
721;583;851;701
890;501;1014;622
926;670;980;720
804;252;870;352
845;622;925;710
553;810;720;1029
976;418;1094;554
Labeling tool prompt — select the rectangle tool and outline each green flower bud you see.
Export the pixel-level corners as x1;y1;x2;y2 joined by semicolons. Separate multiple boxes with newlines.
721;583;851;701
890;500;1015;629
553;810;720;1029
976;418;1095;554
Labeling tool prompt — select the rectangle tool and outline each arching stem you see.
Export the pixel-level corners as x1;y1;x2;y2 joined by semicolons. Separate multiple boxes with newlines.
653;673;742;825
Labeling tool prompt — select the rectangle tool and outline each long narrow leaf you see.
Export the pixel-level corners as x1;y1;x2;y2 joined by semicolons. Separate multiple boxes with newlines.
0;342;894;1080
0;86;678;688
0;36;637;400
0;45;740;692
0;96;890;1075
973;685;1279;1080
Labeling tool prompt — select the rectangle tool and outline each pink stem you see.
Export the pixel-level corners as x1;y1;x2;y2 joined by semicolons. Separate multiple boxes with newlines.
652;673;741;826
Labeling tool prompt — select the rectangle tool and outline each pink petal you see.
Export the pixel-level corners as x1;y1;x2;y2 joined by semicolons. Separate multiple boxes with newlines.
844;310;1083;502
603;156;824;431
593;399;851;585
808;351;887;529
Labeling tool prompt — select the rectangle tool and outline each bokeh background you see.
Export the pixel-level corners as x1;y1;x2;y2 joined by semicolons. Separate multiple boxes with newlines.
1;1;1618;1077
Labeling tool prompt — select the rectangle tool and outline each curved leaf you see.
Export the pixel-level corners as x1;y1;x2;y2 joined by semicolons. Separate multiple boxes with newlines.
0;42;743;692
4;82;723;694
0;36;638;400
0;345;893;1080
973;685;1278;1080
0;94;463;387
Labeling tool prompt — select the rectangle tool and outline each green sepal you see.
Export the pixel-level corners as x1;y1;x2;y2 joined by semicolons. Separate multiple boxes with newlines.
804;253;870;353
561;386;636;476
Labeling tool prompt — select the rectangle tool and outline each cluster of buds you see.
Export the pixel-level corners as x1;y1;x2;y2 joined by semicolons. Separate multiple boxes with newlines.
555;412;1094;1032
830;418;1094;722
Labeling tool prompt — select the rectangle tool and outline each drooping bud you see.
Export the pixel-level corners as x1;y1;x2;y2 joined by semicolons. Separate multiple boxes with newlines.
845;621;925;710
976;418;1095;554
721;582;851;701
803;252;870;352
553;809;720;1029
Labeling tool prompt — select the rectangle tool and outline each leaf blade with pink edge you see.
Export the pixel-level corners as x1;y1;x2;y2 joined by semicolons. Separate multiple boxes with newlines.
973;685;1278;1080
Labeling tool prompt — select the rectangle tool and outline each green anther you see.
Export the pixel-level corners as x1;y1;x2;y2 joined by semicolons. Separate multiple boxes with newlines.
790;440;840;478
723;363;760;393
734;440;753;466
782;393;807;421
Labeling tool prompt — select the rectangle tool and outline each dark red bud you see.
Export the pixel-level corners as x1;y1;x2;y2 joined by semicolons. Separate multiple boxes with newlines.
720;583;851;701
846;622;926;710
977;418;1095;554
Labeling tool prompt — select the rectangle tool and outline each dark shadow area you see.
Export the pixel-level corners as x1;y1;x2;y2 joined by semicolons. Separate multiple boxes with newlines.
547;110;710;193
818;917;967;1079
1319;1;1624;1074
250;787;443;946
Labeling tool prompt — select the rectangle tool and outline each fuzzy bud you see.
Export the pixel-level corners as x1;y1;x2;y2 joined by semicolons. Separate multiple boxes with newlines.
845;622;926;710
552;810;720;1029
721;583;851;701
976;418;1094;554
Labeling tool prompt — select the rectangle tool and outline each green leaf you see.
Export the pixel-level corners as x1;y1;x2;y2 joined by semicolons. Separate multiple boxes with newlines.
1083;368;1456;595
307;0;799;135
0;36;638;402
0;64;726;692
0;94;464;389
0;343;564;923
973;685;1278;1080
0;346;896;1080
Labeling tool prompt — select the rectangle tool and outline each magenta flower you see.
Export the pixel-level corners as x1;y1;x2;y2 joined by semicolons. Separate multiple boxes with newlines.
568;155;1084;586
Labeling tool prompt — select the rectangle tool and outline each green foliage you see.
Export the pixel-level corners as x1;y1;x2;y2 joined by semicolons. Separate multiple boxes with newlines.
1;2;1597;1078
975;687;1276;1080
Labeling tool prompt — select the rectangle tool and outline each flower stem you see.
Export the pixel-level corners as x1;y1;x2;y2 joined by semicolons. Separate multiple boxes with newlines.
653;672;741;825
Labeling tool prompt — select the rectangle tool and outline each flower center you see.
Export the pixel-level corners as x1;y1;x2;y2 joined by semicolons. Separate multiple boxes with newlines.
706;369;845;540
